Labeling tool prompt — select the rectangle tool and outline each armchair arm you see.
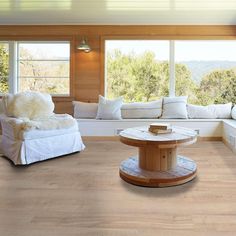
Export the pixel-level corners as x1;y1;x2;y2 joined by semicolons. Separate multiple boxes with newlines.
0;114;25;139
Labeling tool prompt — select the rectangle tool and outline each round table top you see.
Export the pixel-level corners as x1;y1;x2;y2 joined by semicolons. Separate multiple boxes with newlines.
119;125;197;147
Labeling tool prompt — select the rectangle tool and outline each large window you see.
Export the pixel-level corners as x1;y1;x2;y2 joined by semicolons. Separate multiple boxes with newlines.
18;42;70;95
175;41;236;105
105;40;236;105
0;42;9;93
0;41;70;95
105;40;169;102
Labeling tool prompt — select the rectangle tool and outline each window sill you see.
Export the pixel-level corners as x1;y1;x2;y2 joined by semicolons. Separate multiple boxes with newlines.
52;96;75;102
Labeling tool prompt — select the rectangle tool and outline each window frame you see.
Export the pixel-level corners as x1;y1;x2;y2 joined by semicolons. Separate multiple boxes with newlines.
17;40;71;96
0;36;75;100
102;36;236;101
102;37;175;99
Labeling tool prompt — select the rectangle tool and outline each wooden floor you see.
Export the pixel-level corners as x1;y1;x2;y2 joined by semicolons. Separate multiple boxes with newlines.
0;141;236;236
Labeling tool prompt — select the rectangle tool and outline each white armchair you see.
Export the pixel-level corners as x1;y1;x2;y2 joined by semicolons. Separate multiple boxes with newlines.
0;92;85;165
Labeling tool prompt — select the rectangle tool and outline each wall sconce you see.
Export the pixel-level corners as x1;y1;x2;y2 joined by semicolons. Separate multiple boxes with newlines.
77;37;91;53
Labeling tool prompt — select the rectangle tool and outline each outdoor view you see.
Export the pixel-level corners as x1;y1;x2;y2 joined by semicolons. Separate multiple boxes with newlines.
106;40;169;102
106;40;236;105
0;41;70;95
18;42;70;95
0;42;9;93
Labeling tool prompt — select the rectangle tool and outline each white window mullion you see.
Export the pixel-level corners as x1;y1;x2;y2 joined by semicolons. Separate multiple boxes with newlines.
169;40;175;97
8;41;18;94
104;40;108;97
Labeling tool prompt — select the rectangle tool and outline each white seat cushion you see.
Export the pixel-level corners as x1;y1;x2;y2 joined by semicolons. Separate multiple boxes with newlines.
121;99;162;119
187;104;216;119
208;103;232;119
188;103;232;119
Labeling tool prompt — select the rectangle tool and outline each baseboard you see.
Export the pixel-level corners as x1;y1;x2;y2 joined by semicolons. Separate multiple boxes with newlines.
82;136;120;141
198;137;222;141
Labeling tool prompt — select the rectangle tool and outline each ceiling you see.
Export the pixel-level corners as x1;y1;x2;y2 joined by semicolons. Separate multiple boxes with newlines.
0;0;236;25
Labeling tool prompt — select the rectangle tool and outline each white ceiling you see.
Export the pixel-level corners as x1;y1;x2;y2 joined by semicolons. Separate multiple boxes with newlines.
0;0;236;25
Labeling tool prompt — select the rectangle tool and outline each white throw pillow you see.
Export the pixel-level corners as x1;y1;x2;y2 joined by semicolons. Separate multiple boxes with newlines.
161;96;188;119
187;104;216;119
96;95;123;120
2;92;54;119
208;103;232;119
121;99;162;119
188;103;232;119
231;106;236;120
73;101;98;119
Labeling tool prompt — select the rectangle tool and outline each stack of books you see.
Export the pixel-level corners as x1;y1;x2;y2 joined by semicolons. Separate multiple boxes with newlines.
148;123;172;134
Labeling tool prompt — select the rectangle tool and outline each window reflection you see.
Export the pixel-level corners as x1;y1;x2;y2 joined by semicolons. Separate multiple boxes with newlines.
106;0;236;11
0;0;71;11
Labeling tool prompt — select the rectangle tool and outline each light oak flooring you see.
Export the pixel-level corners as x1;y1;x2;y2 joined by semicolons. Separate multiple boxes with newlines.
0;141;236;236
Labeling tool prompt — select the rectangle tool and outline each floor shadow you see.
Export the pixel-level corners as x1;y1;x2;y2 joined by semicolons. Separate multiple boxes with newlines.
120;176;198;198
0;151;81;169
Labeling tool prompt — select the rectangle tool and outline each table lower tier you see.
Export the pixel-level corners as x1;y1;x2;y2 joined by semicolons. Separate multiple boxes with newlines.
120;155;197;187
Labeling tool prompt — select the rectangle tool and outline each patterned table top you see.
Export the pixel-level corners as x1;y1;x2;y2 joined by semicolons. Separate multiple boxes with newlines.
120;125;197;145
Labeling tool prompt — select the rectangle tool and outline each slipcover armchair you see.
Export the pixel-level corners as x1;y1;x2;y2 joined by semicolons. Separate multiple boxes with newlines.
0;92;85;165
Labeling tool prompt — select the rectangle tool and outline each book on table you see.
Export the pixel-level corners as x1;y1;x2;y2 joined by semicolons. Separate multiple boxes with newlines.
148;127;172;134
149;123;171;130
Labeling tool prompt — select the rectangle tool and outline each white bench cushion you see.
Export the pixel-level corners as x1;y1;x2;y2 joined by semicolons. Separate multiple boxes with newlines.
188;103;232;119
121;99;162;119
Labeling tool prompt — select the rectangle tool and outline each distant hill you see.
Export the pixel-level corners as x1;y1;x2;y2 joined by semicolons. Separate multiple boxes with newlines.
178;61;236;84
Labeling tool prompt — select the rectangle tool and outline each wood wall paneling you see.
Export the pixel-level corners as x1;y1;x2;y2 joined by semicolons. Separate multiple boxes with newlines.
0;26;236;113
54;101;73;115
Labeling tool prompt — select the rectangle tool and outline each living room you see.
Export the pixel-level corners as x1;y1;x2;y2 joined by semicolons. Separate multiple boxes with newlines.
0;1;236;236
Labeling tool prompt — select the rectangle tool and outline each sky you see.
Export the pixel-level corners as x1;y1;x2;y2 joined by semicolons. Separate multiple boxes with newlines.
7;40;236;61
19;42;70;59
106;40;236;61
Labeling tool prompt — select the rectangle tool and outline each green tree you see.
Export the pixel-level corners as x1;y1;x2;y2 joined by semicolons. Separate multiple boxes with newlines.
0;44;9;93
175;63;198;104
107;49;236;105
197;69;236;105
221;75;236;104
106;50;135;101
130;52;169;102
107;50;194;102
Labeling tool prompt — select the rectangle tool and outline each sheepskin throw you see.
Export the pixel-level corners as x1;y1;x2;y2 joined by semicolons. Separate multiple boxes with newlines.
2;91;54;119
3;114;77;139
20;114;77;131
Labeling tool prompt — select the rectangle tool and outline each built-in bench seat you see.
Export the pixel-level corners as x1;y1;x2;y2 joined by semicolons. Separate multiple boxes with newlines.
78;118;226;137
77;118;236;153
222;119;236;153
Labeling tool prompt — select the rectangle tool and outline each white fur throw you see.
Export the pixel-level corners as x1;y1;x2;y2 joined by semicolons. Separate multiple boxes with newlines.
4;114;77;139
20;114;77;131
2;91;54;119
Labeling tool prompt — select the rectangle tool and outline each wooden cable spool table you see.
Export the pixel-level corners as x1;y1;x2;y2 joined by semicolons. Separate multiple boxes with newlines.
119;126;198;187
